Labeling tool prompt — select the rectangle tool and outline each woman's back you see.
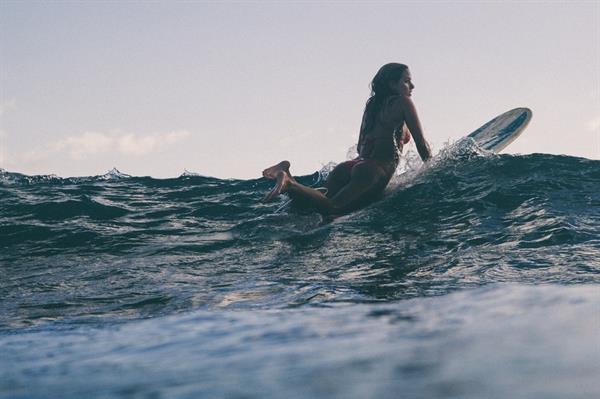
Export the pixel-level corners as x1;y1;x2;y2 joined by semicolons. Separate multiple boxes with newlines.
358;96;405;161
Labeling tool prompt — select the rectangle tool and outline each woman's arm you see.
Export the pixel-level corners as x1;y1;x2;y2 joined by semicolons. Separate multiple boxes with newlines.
399;96;432;161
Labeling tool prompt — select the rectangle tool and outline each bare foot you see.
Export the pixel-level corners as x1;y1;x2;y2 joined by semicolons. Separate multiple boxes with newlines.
262;160;290;180
262;170;291;202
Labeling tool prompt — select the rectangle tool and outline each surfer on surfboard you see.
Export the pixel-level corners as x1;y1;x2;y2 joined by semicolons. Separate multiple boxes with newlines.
262;63;432;215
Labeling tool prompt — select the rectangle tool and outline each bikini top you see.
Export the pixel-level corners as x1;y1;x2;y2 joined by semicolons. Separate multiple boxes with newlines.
358;96;406;160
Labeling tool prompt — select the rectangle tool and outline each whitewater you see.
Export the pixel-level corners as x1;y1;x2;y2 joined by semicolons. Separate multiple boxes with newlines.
1;142;599;398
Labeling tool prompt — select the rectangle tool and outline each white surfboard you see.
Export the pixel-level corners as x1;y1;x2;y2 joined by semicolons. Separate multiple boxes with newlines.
467;107;532;153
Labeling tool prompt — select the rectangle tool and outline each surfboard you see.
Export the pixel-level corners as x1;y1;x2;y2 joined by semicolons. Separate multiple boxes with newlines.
467;107;532;153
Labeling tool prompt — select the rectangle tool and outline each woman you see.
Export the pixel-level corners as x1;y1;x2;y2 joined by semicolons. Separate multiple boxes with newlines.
262;63;432;215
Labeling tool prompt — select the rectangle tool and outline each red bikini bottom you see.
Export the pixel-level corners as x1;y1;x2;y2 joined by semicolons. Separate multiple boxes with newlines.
338;157;396;176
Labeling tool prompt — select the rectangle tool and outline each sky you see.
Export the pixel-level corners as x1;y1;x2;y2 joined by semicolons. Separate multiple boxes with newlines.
1;1;599;179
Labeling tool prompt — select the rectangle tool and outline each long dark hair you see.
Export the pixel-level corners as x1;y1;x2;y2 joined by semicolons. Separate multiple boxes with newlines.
358;63;408;147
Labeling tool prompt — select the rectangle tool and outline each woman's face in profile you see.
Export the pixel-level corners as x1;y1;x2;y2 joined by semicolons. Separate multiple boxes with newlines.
390;69;414;97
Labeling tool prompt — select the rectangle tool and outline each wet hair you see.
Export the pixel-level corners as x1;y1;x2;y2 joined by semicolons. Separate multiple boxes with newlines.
358;63;408;146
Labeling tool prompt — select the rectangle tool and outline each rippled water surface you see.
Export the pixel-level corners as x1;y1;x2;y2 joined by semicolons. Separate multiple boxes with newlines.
1;146;599;398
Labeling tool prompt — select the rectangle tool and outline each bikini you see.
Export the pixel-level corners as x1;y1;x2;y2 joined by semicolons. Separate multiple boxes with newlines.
340;155;394;176
342;129;411;176
340;157;386;174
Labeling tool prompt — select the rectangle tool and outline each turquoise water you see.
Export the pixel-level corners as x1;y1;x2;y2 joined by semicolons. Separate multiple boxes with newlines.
1;143;599;398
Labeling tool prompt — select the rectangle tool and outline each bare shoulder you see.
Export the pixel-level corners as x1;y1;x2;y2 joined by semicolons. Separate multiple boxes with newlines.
388;95;416;112
396;94;417;107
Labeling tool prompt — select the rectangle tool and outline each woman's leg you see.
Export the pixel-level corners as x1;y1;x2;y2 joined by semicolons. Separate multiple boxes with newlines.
262;160;388;215
263;160;350;193
263;159;354;199
263;170;336;213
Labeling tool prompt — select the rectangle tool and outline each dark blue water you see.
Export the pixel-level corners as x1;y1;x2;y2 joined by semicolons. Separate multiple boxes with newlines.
2;144;599;398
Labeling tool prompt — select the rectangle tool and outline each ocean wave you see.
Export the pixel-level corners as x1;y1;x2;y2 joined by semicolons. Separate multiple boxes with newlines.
1;150;599;330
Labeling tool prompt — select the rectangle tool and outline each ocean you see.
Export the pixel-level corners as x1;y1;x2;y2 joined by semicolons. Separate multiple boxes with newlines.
1;141;599;398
